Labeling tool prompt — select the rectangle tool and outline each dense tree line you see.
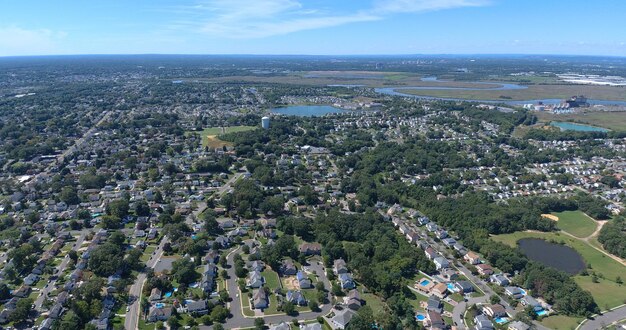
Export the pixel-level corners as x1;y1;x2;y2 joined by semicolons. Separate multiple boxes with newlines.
598;216;626;258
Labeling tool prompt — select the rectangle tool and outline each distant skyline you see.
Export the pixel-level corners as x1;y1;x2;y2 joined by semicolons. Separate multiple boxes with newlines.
1;0;625;57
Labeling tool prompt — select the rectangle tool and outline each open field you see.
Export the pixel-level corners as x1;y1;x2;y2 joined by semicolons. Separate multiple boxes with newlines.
540;314;583;330
536;111;626;131
551;211;598;238
193;126;256;148
398;84;626;102
492;231;626;308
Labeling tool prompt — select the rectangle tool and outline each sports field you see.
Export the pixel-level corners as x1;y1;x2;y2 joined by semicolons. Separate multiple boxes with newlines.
194;126;256;148
551;211;598;238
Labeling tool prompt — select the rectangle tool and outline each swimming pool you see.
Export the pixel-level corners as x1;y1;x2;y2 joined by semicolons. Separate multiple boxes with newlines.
446;283;458;292
519;289;527;296
155;303;165;309
415;314;425;321
536;310;548;316
494;317;509;324
164;292;172;298
420;280;431;286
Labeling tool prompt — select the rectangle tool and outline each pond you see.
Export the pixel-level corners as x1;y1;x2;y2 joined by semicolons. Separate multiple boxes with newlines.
271;105;348;117
518;238;585;275
550;121;609;132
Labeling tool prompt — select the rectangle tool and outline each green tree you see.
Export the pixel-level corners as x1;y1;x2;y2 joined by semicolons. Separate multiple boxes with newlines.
10;298;33;324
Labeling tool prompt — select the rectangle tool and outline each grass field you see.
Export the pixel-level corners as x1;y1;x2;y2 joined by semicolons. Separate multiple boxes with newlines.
551;211;598;238
492;231;626;309
398;84;626;102
536;111;626;131
540;314;583;330
361;292;387;314
262;270;281;289
193;126;256;148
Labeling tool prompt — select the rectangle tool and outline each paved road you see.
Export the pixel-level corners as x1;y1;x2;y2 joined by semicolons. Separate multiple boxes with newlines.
578;305;626;330
213;243;332;329
124;236;168;330
34;232;88;310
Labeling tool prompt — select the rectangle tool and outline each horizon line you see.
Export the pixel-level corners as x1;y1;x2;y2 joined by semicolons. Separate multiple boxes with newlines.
1;53;626;59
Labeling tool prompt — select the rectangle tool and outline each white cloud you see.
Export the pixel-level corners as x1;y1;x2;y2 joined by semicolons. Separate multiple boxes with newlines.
0;26;66;56
174;0;489;39
374;0;490;13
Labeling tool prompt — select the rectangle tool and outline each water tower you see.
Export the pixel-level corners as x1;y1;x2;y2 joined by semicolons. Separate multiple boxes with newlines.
262;116;270;130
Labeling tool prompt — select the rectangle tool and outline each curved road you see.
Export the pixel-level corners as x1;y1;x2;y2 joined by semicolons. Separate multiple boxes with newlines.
211;243;332;329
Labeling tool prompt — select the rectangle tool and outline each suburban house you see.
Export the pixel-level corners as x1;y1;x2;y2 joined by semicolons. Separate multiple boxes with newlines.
454;280;474;293
299;243;322;255
252;289;269;309
464;251;481;265
297;271;312;289
147;306;172;322
426;296;442;313
483;304;507;318
426;310;445;329
504;286;525;299
186;300;208;315
333;259;349;275
432;283;449;298
474;314;494;330
286;290;308;306
247;270;265;288
280;260;298;276
338;273;356;290
476;264;494;276
521;296;543;312
331;308;356;329
433;257;450;270
149;288;162;301
345;290;362;310
490;274;510;286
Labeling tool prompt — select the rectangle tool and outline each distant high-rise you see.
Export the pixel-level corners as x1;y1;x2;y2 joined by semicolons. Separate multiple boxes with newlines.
262;116;270;129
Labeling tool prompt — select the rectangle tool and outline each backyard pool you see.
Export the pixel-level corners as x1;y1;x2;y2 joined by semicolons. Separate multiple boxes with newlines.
420;280;431;286
416;314;425;321
155;303;165;309
164;292;172;298
446;283;459;292
536;310;548;316
495;317;509;324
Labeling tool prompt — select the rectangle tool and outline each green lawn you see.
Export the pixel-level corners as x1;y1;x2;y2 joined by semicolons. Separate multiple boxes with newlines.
193;126;257;147
492;231;626;309
361;292;386;314
540;315;582;330
262;270;281;289
552;211;598;238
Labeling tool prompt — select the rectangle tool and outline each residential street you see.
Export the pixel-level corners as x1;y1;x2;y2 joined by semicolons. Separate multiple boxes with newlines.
34;231;88;310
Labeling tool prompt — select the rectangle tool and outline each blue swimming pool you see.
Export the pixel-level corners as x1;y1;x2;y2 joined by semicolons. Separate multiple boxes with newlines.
155;303;165;309
164;292;172;298
416;314;425;321
446;283;458;292
420;280;431;286
536;310;548;316
495;317;509;324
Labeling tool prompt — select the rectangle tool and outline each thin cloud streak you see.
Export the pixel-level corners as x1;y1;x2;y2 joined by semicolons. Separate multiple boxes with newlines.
171;0;490;39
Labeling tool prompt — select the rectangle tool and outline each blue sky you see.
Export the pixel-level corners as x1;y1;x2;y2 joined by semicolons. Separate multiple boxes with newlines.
1;0;625;56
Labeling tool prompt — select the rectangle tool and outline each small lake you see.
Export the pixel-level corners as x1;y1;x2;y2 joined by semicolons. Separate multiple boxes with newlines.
271;105;348;117
550;121;609;132
518;238;585;275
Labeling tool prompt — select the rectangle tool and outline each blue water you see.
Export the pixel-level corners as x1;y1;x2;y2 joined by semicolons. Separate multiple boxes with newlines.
495;317;509;324
155;303;165;308
520;289;527;296
447;283;458;292
376;84;626;106
164;292;172;298
550;121;609;132
536;310;548;316
416;314;425;321
272;105;348;117
419;280;431;286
